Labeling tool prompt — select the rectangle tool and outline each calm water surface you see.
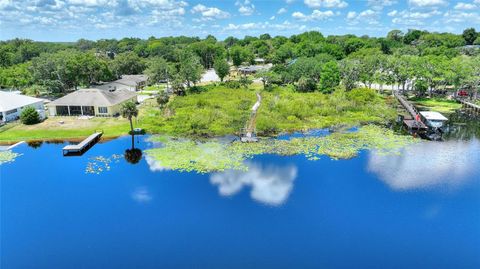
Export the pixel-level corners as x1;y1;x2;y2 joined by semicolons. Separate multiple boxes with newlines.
1;128;480;269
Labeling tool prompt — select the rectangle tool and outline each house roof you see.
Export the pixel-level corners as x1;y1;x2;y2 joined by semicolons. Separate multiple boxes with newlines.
95;74;148;90
420;111;448;121
96;82;133;91
0;91;44;112
47;88;137;107
116;75;148;87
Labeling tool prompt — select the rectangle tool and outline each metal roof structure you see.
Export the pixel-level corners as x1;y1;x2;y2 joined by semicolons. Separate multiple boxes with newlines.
0;91;44;112
420;111;448;121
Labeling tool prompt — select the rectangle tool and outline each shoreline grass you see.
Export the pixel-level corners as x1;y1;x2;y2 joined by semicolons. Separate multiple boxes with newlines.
409;97;462;114
0;117;130;144
0;86;397;143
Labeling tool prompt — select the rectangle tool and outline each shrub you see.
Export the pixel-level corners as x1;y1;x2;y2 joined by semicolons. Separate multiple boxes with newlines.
20;106;40;125
347;88;377;105
224;80;241;89
157;91;169;107
296;76;317;92
239;76;252;88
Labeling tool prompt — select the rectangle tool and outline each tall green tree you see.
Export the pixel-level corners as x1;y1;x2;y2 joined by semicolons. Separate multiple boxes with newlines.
145;57;171;85
121;101;139;135
178;50;203;88
462;28;478;45
111;52;146;78
319;61;340;93
213;58;230;82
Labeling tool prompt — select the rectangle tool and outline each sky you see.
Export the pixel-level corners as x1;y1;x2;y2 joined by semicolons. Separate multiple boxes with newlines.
0;0;479;41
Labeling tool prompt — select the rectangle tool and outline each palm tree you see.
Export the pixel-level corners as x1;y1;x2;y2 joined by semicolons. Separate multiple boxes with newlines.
125;147;143;164
121;101;139;152
121;101;139;136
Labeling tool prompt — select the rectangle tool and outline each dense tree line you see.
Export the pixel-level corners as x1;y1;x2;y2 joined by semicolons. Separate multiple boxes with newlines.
0;28;479;97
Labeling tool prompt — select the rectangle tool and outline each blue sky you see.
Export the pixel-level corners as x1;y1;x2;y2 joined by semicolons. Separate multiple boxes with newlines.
0;0;479;41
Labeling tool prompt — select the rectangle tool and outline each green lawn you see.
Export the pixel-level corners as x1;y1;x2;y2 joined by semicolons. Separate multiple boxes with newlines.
0;117;130;143
409;97;462;113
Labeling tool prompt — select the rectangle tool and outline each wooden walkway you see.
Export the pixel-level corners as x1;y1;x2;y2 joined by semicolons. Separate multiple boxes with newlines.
241;92;262;142
62;132;102;156
457;99;480;115
393;91;428;131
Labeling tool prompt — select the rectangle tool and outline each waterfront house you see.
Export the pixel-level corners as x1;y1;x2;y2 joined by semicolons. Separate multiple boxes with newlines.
97;75;148;92
47;88;137;117
0;91;45;123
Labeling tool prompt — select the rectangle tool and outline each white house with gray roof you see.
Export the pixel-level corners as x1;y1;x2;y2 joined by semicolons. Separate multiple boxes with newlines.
0;91;45;123
47;88;137;117
97;75;148;92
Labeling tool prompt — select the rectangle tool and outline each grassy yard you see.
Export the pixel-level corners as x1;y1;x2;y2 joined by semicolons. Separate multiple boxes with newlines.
0;117;130;144
0;85;398;142
138;85;396;137
257;87;396;135
409;97;462;113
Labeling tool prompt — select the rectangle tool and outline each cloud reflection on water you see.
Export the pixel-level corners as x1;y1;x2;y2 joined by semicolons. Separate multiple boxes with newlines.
367;139;480;191
131;187;153;203
145;155;171;172
210;162;298;206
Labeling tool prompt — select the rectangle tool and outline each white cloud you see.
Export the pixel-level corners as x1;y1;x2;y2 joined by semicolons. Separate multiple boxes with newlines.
270;15;275;20
443;10;480;24
368;140;480;191
236;0;255;16
292;9;336;21
346;9;379;25
191;4;230;19
0;0;12;9
304;0;348;9
346;11;356;19
145;155;171;172
387;10;398;16
408;0;448;7
277;7;287;14
454;2;477;10
367;0;397;10
131;187;153;203
391;9;442;25
67;0;108;6
210;162;298;206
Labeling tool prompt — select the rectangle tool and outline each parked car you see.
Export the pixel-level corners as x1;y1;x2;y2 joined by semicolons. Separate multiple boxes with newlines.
457;90;469;97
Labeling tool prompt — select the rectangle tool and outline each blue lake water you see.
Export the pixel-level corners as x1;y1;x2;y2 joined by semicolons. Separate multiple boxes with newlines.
1;133;480;269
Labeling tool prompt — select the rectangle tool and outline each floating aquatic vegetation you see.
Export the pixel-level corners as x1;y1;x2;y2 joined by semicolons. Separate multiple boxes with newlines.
145;125;416;174
85;154;123;174
0;150;21;166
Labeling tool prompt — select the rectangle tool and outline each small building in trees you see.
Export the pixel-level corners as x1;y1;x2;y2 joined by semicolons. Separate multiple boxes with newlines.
47;88;137;117
0;91;45;123
238;64;272;75
97;75;148;92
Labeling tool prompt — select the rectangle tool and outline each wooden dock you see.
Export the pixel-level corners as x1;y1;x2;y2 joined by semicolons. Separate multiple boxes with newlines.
393;91;428;131
62;132;102;156
241;93;261;142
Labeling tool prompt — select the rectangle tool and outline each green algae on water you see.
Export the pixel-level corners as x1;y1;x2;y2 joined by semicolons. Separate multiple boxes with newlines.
0;150;21;166
86;154;123;174
145;125;416;174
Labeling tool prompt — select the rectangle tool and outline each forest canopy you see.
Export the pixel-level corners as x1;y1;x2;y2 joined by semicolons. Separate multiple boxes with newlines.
0;28;479;97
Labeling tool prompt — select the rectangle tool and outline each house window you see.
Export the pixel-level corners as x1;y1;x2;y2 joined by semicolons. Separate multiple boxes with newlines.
98;107;108;114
